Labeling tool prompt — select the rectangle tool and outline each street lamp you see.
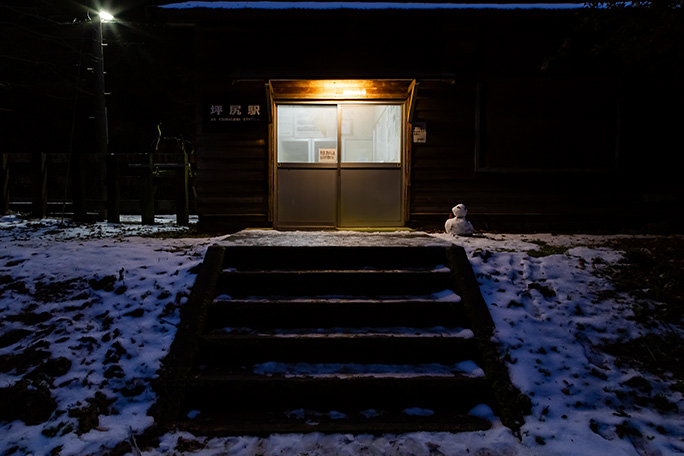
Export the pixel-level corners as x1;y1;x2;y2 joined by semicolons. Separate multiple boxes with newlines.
99;10;115;23
93;9;117;222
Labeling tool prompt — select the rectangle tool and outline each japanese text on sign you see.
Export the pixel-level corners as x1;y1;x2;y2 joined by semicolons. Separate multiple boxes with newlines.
207;104;263;123
318;148;337;163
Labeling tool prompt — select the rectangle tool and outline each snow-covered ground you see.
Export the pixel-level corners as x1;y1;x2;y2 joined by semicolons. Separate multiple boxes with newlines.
1;216;683;456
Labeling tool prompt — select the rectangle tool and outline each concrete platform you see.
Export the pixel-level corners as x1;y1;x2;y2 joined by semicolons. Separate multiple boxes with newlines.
217;229;455;247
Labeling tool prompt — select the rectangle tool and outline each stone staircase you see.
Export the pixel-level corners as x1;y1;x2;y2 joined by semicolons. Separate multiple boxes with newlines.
152;241;527;436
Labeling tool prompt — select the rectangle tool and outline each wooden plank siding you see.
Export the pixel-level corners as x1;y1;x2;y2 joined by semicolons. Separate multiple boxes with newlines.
194;132;270;221
406;75;640;232
408;80;477;225
191;23;272;229
171;7;684;233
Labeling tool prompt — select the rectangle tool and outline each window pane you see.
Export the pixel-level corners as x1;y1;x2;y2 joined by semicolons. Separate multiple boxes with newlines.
277;105;337;163
341;105;401;163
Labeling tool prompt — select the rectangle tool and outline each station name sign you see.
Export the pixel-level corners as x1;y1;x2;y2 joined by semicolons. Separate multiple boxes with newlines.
203;94;266;132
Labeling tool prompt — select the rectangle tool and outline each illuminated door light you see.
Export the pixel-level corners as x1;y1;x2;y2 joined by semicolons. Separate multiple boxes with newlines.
342;88;367;97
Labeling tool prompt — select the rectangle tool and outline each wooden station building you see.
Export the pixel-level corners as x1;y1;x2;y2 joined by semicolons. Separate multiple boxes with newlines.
146;1;684;232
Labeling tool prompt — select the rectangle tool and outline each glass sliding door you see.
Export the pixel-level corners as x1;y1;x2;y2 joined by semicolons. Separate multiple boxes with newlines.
339;104;403;226
276;105;338;227
341;105;401;163
277;105;338;163
275;103;404;228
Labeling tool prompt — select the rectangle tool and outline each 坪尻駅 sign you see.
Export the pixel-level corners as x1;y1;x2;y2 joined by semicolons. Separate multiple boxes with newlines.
203;95;266;131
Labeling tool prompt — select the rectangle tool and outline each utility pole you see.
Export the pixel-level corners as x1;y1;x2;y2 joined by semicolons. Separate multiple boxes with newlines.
93;10;116;222
93;12;107;163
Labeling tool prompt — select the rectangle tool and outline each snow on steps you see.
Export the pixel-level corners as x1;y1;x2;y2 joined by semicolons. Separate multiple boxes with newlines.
217;269;453;297
152;242;527;437
207;298;468;329
195;329;479;365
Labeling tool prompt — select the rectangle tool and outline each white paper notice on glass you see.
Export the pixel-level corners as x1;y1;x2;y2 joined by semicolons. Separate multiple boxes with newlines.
318;148;337;163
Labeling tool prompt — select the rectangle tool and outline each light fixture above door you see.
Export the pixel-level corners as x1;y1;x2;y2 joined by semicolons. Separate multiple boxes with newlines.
269;79;415;100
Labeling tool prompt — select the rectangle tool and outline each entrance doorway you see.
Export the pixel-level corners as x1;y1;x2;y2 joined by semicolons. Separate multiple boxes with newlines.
275;103;404;228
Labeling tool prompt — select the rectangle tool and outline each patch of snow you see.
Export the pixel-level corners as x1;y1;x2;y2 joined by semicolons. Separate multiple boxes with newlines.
0;215;217;455
220;229;455;247
431;289;462;302
329;410;347;420
404;407;435;416
468;404;496;420
252;361;485;378
220;326;473;338
2;219;683;456
361;409;382;418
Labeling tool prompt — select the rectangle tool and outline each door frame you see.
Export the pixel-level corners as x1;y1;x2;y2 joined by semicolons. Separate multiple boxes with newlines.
271;100;409;229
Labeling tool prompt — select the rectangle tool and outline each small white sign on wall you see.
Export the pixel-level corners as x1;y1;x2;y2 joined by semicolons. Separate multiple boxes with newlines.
413;122;427;143
318;148;337;163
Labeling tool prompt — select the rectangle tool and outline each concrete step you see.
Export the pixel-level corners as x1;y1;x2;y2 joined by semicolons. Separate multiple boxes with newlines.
195;330;479;365
205;298;468;330
177;409;492;436
184;372;493;413
216;269;452;298
152;243;527;436
222;245;450;270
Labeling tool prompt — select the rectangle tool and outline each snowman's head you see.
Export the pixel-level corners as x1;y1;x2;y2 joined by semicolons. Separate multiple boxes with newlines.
452;204;468;218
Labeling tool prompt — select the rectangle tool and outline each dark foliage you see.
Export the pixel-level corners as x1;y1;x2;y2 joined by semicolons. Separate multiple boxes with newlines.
1;1;194;157
545;1;684;76
601;236;684;382
608;237;684;321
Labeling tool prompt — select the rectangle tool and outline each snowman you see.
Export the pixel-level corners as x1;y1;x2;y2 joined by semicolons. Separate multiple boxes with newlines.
445;203;473;237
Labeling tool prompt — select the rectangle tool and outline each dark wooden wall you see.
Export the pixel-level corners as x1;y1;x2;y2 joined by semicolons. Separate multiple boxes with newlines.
408;79;477;226
193;126;270;228
408;76;627;232
191;34;271;229
163;7;684;233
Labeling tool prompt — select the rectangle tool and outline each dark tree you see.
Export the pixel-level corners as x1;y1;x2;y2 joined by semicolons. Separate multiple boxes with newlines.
0;1;94;154
1;0;194;155
545;1;684;75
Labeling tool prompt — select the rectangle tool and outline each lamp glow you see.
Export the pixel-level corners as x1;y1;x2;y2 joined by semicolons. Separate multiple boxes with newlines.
99;10;114;22
343;89;367;96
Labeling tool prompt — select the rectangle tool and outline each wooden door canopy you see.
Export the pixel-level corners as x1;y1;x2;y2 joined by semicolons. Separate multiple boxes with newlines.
269;79;415;101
